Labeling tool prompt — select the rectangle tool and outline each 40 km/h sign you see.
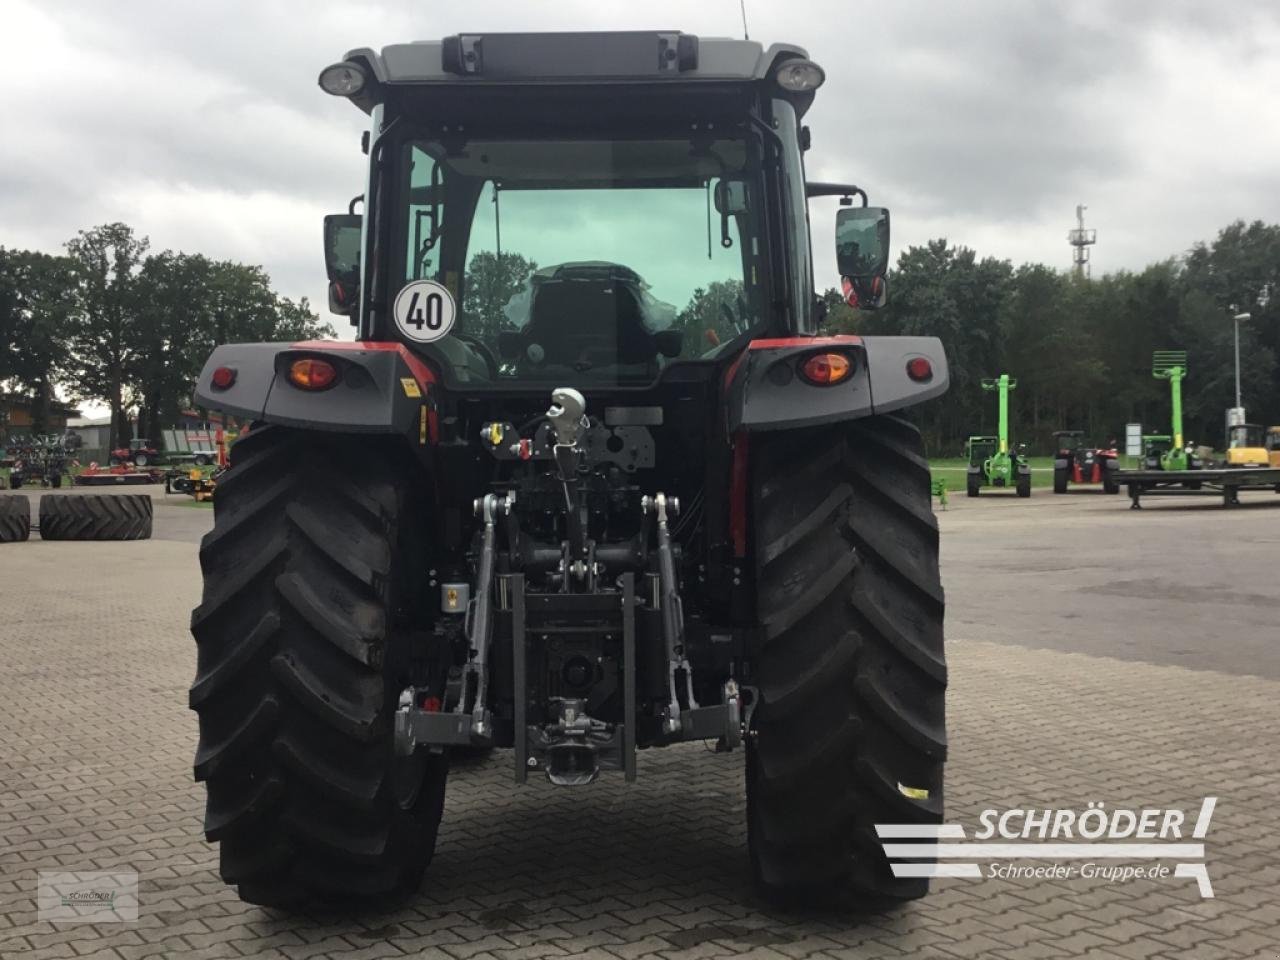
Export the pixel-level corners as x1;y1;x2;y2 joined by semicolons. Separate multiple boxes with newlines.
393;280;456;343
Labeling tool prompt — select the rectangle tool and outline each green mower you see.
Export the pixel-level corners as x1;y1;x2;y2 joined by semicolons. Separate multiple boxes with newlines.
966;373;1031;497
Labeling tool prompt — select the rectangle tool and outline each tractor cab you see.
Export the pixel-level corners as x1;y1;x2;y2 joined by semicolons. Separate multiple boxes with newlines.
965;435;998;467
313;33;897;396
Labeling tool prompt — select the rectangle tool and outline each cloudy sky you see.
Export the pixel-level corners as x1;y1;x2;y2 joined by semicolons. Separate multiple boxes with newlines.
6;0;1280;330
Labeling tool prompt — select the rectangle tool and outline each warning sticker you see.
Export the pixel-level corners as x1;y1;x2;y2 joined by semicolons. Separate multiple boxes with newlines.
399;377;422;398
393;280;455;343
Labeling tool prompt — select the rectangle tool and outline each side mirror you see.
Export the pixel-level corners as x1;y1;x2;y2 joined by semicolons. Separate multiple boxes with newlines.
835;206;890;310
323;214;362;316
713;180;749;215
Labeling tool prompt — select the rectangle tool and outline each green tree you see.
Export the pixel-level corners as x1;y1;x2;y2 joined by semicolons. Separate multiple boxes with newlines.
674;279;746;356
0;248;78;433
463;252;538;340
273;296;332;343
64;223;149;448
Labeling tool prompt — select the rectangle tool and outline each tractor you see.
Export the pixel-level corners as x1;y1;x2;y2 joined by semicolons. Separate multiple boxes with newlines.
187;31;951;909
1052;430;1120;494
108;438;161;467
1146;352;1203;472
965;374;1030;497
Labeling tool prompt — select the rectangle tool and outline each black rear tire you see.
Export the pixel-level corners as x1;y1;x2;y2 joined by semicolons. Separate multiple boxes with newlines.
1053;468;1068;494
9;474;22;489
39;494;152;540
189;425;447;908
0;495;30;542
966;472;980;497
747;415;946;902
1016;472;1031;498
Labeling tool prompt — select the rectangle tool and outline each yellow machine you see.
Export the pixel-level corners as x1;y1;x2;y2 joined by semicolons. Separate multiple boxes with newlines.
1225;423;1270;468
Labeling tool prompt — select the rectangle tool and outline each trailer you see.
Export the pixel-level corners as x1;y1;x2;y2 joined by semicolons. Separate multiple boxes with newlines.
1120;466;1280;508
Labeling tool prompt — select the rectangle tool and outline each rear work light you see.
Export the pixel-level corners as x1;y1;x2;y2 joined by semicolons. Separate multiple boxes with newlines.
210;366;236;390
288;357;339;391
906;357;933;382
318;62;367;97
799;352;853;386
775;59;826;93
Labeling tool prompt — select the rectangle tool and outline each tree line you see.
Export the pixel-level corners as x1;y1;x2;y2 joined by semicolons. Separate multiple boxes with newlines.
0;222;332;446
824;219;1279;455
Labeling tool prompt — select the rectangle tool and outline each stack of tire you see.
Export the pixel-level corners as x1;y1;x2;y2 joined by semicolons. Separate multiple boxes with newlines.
0;494;152;543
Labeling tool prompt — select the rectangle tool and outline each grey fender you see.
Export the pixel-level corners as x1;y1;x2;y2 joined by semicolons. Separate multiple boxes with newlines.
1054;458;1070;470
860;336;950;415
727;335;949;432
194;342;434;438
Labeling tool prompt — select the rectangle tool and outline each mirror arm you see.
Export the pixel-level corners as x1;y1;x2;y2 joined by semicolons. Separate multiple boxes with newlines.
806;182;868;207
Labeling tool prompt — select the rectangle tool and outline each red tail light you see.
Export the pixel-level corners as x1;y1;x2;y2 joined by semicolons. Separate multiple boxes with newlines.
906;357;933;382
288;357;339;390
799;352;853;386
210;366;237;389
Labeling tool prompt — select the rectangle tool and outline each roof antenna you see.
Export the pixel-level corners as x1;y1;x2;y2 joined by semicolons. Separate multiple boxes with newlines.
739;0;750;40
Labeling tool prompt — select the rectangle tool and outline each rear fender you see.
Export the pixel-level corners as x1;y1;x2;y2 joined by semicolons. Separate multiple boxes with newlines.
725;335;949;432
193;341;438;446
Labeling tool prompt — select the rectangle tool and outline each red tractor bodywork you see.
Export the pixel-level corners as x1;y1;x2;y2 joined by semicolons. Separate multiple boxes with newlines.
1053;431;1120;493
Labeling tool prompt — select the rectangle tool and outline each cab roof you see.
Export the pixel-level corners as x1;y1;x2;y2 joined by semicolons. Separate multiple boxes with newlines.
339;32;810;114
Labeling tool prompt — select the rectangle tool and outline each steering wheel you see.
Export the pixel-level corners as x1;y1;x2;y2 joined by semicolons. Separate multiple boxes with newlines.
454;333;501;379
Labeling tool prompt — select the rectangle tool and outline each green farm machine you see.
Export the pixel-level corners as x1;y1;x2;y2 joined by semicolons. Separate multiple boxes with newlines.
966;373;1030;497
1142;351;1203;472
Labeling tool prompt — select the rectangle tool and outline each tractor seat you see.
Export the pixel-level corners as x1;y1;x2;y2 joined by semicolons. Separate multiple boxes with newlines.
510;277;660;378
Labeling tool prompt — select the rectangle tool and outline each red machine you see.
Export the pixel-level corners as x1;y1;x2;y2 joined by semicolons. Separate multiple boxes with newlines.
1052;430;1120;493
107;438;161;467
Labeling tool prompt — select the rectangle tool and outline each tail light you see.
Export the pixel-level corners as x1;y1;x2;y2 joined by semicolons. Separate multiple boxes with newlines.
210;366;237;390
906;357;933;382
288;357;339;390
799;352;853;386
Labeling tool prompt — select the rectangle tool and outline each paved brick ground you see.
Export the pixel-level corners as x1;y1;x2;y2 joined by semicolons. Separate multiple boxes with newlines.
1;501;1278;959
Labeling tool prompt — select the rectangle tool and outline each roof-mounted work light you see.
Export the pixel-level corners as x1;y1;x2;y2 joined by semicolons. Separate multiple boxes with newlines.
318;62;367;97
774;59;825;93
